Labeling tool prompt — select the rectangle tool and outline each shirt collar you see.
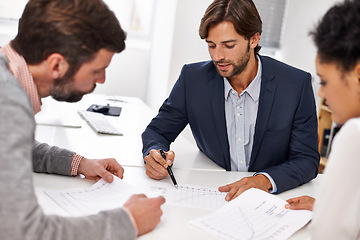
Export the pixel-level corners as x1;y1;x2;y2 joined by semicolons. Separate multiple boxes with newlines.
224;76;233;101
0;42;42;114
224;56;262;103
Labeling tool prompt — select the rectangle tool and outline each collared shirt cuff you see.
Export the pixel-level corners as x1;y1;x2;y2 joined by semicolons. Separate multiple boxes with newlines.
253;172;278;193
122;206;139;236
71;153;83;176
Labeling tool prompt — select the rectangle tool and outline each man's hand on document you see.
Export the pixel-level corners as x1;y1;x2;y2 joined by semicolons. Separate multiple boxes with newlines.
124;194;166;236
78;157;124;182
218;174;272;201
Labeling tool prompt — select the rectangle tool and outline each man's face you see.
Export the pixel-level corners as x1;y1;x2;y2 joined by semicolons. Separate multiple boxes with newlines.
51;48;115;102
206;21;251;80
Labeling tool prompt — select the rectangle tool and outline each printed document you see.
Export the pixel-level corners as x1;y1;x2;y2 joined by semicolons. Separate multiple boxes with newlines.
44;176;138;216
190;188;312;240
148;184;227;210
43;177;228;216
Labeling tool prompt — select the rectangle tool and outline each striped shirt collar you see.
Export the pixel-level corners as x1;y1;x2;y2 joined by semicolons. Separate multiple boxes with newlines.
224;56;262;102
0;42;41;114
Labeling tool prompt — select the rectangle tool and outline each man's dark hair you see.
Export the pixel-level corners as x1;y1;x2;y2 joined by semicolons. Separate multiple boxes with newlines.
310;0;360;72
199;0;262;53
12;0;126;76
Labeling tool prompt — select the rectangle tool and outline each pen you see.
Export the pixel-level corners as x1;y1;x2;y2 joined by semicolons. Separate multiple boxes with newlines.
159;149;178;188
106;97;128;103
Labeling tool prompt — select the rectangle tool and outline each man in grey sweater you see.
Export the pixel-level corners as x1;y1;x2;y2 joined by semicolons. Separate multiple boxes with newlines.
0;0;165;239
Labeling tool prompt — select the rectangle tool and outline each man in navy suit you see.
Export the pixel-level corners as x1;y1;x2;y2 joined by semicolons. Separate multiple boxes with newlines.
142;0;319;199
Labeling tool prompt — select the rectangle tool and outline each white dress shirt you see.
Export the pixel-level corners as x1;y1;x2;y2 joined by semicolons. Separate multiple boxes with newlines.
310;117;360;239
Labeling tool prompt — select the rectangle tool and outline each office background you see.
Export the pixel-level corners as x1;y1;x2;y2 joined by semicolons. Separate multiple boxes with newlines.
0;0;341;142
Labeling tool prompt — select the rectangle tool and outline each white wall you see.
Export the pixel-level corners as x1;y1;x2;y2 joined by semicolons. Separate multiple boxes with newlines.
145;0;177;109
167;0;212;94
94;39;151;99
0;1;27;19
0;0;26;46
279;0;342;108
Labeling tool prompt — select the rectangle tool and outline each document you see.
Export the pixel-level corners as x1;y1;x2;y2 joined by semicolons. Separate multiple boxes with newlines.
190;188;312;240
35;110;82;128
148;184;228;210
43;177;227;216
44;176;138;216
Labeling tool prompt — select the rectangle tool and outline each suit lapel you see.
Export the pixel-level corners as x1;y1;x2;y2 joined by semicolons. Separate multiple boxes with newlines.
250;57;276;167
208;70;231;170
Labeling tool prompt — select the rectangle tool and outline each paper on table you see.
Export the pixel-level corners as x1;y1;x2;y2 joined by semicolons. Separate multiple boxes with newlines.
148;184;228;210
43;176;138;216
43;176;228;216
190;188;312;240
35;110;82;128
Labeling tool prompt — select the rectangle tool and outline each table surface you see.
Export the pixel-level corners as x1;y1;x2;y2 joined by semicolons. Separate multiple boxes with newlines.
34;94;320;239
34;167;322;240
35;94;224;171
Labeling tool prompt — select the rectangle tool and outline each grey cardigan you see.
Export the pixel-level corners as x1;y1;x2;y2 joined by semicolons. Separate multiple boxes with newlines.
0;54;136;240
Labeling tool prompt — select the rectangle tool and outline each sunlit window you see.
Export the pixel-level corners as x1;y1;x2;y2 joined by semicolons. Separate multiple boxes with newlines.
104;0;155;38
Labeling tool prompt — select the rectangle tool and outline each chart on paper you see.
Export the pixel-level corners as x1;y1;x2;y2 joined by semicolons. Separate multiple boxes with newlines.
148;184;228;210
43;176;138;216
190;188;313;240
43;177;228;216
194;204;283;239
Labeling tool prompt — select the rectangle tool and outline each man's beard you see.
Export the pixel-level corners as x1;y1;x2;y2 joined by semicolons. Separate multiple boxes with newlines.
213;42;251;78
50;75;96;103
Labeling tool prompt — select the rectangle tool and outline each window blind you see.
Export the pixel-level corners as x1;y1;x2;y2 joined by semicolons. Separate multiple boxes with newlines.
254;0;287;48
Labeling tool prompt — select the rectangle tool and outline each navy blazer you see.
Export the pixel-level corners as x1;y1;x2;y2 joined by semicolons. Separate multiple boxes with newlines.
142;55;320;193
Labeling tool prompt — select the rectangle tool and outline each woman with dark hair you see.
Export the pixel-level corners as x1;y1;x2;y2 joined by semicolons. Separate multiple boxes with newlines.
285;0;360;238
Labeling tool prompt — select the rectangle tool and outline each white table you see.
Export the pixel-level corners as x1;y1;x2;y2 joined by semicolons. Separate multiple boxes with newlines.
34;94;320;239
35;94;224;171
34;167;322;240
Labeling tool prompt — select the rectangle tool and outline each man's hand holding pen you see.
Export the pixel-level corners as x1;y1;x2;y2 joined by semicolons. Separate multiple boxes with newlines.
144;149;176;181
159;149;178;188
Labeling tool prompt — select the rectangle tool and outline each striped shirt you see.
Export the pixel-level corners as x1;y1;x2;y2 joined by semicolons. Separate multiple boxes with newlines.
0;42;82;175
224;57;277;193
